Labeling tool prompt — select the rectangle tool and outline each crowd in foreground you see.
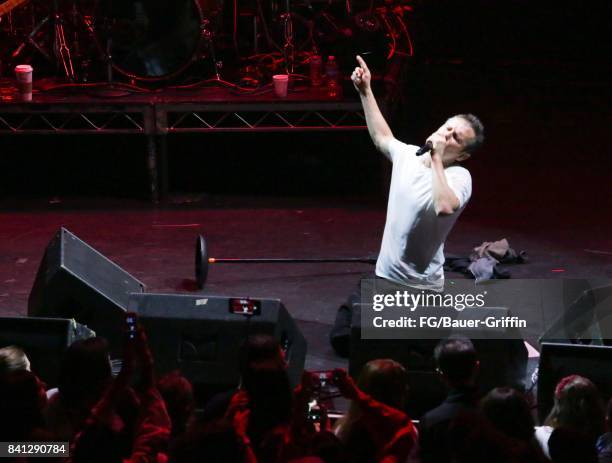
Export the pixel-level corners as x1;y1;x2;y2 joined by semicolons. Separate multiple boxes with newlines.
1;329;611;463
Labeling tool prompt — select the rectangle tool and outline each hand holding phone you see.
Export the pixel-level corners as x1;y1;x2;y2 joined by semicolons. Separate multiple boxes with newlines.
332;368;359;400
122;311;155;387
309;370;342;399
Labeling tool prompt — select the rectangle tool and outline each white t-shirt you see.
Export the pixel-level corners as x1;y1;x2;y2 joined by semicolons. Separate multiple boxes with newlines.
375;139;472;291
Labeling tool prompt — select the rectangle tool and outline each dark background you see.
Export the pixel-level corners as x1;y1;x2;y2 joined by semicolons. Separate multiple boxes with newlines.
0;0;609;215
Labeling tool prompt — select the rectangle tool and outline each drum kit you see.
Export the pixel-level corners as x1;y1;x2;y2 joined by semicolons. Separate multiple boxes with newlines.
0;0;224;82
0;0;413;84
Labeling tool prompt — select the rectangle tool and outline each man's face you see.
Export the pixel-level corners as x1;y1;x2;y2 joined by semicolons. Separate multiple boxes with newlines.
430;116;476;163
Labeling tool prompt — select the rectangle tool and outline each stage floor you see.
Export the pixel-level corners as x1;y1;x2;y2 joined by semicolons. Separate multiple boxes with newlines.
1;194;611;371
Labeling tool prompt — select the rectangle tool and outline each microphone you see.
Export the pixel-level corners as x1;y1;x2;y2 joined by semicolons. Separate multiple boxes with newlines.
415;141;433;156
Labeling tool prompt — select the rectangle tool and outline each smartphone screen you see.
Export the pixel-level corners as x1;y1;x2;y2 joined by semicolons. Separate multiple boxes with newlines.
229;298;261;316
126;312;137;339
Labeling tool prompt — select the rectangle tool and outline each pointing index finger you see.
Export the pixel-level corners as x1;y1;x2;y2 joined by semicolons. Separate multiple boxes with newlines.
356;55;369;72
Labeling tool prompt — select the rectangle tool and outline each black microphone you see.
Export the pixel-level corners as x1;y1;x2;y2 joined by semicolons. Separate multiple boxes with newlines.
415;141;433;156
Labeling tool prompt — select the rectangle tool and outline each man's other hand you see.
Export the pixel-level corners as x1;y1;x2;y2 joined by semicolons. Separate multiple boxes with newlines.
351;55;371;94
427;133;448;164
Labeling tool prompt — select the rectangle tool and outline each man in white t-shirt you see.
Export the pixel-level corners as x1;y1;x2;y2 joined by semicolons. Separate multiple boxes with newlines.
330;56;484;355
353;55;483;291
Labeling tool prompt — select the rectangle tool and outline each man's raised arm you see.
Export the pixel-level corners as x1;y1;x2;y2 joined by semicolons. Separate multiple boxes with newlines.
351;55;395;160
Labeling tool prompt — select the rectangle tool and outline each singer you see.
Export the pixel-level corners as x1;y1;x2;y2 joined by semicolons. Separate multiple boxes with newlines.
353;54;484;290
330;56;484;356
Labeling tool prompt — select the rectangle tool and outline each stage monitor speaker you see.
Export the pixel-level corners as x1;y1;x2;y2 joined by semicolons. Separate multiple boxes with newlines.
28;228;146;353
349;305;528;418
539;284;612;345
538;342;612;422
128;293;307;394
0;316;95;386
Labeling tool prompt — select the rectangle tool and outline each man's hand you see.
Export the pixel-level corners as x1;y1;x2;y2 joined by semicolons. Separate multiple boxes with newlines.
333;368;360;400
226;389;249;419
427;133;448;165
353;55;394;158
233;408;251;441
296;371;318;397
428;133;461;215
351;55;371;95
134;328;155;387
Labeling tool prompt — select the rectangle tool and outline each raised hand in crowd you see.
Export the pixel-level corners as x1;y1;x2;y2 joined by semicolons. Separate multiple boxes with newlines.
333;368;360;401
70;317;171;463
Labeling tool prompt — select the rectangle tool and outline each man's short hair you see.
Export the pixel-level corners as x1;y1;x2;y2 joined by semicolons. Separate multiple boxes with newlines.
455;113;484;154
434;336;478;383
0;345;30;375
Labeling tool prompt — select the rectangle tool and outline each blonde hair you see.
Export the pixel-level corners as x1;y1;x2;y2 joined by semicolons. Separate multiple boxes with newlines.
545;375;605;440
335;359;408;443
0;345;30;374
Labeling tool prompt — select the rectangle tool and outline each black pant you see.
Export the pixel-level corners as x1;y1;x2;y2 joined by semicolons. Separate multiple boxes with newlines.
329;274;439;357
329;273;381;357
